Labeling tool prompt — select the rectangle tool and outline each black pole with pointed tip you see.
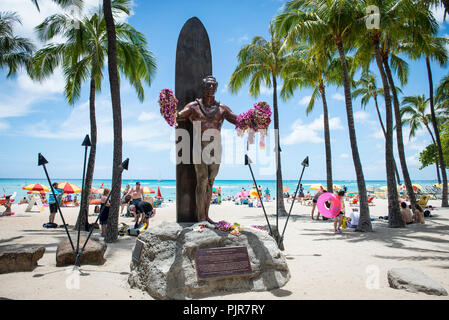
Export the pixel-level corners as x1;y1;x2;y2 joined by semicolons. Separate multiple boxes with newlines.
38;153;75;253
76;135;92;257
245;155;274;240
75;158;129;267
280;156;309;245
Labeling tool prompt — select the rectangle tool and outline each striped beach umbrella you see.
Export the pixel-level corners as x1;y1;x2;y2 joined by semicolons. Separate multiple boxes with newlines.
22;183;50;192
56;182;81;194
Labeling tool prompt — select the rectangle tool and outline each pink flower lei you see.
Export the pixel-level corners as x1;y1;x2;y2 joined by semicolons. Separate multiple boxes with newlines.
158;89;178;127
235;101;272;148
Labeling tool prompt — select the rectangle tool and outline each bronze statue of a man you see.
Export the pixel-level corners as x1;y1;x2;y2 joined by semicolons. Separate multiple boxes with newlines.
176;76;238;223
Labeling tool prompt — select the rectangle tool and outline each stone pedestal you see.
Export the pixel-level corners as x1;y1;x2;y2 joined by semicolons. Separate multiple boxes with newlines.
128;222;290;300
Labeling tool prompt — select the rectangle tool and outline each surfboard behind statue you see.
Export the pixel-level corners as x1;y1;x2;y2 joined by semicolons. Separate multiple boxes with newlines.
175;17;212;222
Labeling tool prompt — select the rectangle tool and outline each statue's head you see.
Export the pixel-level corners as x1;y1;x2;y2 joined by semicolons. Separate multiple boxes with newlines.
202;75;218;95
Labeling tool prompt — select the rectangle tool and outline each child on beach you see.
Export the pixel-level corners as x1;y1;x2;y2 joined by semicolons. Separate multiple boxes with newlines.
100;188;111;237
414;203;425;224
334;191;345;234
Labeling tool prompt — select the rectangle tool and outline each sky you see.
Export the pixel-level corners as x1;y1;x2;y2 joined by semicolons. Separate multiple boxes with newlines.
0;0;448;182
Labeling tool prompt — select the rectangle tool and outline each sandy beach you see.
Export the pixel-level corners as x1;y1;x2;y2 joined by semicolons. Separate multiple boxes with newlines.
0;198;448;300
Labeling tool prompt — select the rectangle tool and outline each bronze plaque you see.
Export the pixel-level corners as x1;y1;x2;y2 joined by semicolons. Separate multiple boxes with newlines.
194;246;252;280
132;239;144;263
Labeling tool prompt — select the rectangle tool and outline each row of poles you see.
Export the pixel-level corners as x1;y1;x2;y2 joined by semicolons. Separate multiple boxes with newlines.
38;134;129;268
245;154;309;249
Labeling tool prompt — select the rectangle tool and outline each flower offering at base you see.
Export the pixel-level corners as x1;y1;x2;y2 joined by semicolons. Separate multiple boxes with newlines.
158;88;178;127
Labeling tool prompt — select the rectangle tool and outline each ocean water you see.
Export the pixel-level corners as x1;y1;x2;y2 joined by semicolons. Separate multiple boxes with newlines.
0;178;439;201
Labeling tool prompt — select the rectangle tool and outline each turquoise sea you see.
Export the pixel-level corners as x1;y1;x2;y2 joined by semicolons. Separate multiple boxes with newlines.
0;178;439;201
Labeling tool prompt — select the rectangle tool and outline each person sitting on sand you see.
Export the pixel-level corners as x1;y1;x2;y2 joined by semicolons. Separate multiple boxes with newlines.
304;191;311;201
414;203;425;224
18;197;28;205
400;201;413;225
73;196;80;207
1;196;12;216
346;208;359;229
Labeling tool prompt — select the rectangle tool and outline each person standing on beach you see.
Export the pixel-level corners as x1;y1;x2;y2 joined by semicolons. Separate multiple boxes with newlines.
100;188;111;237
334;191;346;234
311;186;325;220
126;182;144;208
48;183;63;224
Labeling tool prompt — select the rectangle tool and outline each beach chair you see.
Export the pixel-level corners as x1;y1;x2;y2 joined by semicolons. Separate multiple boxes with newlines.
417;195;430;208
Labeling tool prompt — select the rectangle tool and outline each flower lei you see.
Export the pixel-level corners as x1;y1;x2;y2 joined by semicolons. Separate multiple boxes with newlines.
236;102;272;149
215;220;242;236
158;89;178;127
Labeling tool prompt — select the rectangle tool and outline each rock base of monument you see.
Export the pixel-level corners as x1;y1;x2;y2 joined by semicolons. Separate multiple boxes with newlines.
128;222;290;300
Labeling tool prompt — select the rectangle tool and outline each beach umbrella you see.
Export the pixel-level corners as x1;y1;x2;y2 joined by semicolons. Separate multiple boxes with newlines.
27;190;47;195
22;183;50;192
141;186;155;194
212;186;217;193
412;184;423;192
56;182;81;194
309;184;325;191
283;186;290;192
156;186;162;198
250;189;259;198
333;184;342;191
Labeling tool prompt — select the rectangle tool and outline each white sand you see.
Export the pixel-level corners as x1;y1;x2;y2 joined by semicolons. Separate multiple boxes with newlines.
0;198;448;300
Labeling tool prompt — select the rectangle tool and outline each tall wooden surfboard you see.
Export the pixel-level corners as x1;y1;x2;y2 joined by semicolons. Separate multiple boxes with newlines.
175;17;212;222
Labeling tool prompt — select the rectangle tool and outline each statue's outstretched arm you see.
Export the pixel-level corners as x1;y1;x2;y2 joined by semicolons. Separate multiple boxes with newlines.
223;105;238;125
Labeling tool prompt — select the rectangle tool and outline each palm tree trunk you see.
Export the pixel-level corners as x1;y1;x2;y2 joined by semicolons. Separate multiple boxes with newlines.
374;43;402;228
335;38;372;232
426;56;448;207
76;74;97;231
104;0;123;242
373;95;401;184
272;75;287;216
382;55;417;212
425;124;442;184
320;82;333;193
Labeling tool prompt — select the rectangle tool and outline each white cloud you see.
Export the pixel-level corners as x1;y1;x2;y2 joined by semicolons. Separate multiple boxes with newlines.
354;110;376;125
371;129;385;140
0;120;10;131
340;153;349;158
283;114;343;145
332;93;345;101
298;96;312;106
226;34;250;44
138;112;158;122
432;5;446;24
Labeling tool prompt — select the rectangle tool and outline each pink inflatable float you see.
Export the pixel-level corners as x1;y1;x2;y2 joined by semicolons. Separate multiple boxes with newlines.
317;192;341;218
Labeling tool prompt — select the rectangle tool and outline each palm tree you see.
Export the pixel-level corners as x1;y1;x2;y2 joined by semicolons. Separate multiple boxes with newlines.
228;23;288;217
352;72;402;185
0;12;34;77
281;43;341;193
274;0;372;232
30;0;156;232
401;95;442;182
401;2;448;207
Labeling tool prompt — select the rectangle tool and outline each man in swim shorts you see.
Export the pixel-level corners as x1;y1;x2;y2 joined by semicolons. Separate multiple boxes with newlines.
129;201;155;229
